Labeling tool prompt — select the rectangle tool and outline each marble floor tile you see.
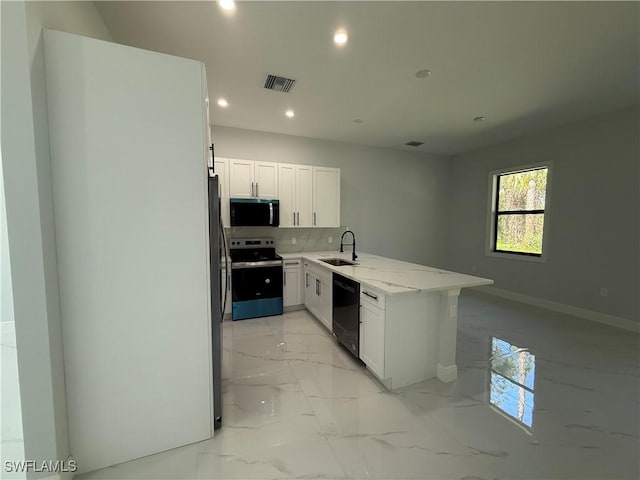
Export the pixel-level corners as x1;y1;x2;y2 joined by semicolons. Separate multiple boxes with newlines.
196;412;346;479
76;291;640;479
1;321;25;479
221;366;313;428
75;443;200;479
222;332;289;380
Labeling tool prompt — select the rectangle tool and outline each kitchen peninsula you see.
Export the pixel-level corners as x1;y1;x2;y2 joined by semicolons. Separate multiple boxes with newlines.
282;251;493;390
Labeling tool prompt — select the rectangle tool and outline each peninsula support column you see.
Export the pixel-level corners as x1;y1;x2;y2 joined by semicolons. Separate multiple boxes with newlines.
437;288;460;382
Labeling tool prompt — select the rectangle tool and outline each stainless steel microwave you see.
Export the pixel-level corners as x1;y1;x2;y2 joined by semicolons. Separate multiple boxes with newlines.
229;198;280;227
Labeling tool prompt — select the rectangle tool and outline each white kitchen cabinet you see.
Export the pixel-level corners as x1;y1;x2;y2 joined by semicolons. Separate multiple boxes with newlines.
228;158;254;198
303;261;333;331
304;265;316;312
297;166;314;227
255;161;278;198
228;158;278;199
360;289;386;379
278;164;296;227
278;164;314;227
214;157;230;227
283;259;303;307
313;167;340;227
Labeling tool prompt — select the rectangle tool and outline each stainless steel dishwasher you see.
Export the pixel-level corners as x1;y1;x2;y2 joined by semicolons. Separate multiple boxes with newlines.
332;273;360;357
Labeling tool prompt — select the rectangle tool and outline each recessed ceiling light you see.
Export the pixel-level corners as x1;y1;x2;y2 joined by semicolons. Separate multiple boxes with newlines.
415;69;431;79
285;110;295;118
334;30;348;46
473;116;486;122
353;119;363;124
218;0;236;11
217;98;229;108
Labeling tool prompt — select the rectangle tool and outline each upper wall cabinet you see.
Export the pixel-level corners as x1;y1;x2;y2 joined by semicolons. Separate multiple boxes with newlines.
214;157;230;227
228;159;278;199
313;167;340;227
278;164;313;227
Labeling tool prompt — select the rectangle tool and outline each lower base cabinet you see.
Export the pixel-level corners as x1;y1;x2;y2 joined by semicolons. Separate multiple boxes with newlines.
359;289;386;379
358;288;443;390
283;259;303;307
303;261;332;331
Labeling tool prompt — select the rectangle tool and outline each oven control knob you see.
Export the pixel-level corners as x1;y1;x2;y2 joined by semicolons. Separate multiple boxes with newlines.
265;278;271;284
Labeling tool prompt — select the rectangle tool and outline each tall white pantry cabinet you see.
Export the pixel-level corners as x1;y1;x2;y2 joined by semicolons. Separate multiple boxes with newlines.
44;30;214;474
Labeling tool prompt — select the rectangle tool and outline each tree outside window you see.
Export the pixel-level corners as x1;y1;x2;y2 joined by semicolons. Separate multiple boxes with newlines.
493;167;548;256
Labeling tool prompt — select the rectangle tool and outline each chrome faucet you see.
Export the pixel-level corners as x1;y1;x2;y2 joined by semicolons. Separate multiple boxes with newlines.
339;230;357;262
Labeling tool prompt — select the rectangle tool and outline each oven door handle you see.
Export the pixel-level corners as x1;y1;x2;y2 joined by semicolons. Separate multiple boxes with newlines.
231;260;283;269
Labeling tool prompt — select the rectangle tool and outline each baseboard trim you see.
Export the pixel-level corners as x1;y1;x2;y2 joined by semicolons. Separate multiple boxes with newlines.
284;304;305;313
472;286;639;333
437;363;458;383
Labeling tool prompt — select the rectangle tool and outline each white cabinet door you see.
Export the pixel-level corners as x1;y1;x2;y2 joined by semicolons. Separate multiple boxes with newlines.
228;159;254;198
296;165;314;227
278;164;296;227
254;161;278;199
313;167;340;227
303;266;315;312
214;157;230;227
360;301;385;379
283;266;302;307
316;276;333;331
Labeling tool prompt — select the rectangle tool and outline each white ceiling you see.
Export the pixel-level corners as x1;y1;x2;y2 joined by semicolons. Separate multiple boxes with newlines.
95;1;639;156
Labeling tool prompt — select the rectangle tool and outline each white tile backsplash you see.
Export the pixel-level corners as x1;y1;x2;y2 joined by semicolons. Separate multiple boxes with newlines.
224;227;344;254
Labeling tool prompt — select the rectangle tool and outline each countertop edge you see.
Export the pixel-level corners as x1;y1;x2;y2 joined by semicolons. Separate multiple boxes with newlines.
279;251;494;296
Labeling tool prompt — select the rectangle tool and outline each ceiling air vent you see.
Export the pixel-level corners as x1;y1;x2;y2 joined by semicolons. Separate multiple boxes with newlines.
405;141;424;147
264;74;296;93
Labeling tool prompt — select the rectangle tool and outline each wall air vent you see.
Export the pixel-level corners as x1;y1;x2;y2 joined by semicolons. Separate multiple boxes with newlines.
405;141;424;147
264;74;296;93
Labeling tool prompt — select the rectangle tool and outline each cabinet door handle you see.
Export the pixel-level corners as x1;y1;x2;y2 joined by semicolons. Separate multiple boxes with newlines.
305;273;309;287
256;183;259;197
251;182;254;197
313;212;316;226
363;291;378;300
293;212;296;225
285;262;299;266
283;271;287;286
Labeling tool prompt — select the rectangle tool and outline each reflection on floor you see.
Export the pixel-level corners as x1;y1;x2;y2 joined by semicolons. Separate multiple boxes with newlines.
78;291;639;479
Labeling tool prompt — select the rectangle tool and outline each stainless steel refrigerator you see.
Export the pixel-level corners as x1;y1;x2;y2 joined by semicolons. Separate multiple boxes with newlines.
208;153;226;430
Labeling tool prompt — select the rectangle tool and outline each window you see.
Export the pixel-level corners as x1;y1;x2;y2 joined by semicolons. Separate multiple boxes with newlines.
490;165;549;257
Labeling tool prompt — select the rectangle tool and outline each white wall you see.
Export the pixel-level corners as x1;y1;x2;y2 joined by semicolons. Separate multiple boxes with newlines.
1;1;112;477
213;126;451;267
445;107;639;322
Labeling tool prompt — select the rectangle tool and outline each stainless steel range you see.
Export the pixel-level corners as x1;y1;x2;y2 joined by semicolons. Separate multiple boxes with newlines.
229;238;283;320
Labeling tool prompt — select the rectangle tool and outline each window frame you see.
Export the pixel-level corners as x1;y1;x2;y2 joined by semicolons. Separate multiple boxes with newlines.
486;161;552;263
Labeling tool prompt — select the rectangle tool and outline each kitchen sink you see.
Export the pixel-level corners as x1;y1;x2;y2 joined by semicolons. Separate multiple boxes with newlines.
320;258;358;266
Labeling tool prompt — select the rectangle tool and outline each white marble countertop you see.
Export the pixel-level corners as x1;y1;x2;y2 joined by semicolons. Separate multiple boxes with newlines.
279;251;493;296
